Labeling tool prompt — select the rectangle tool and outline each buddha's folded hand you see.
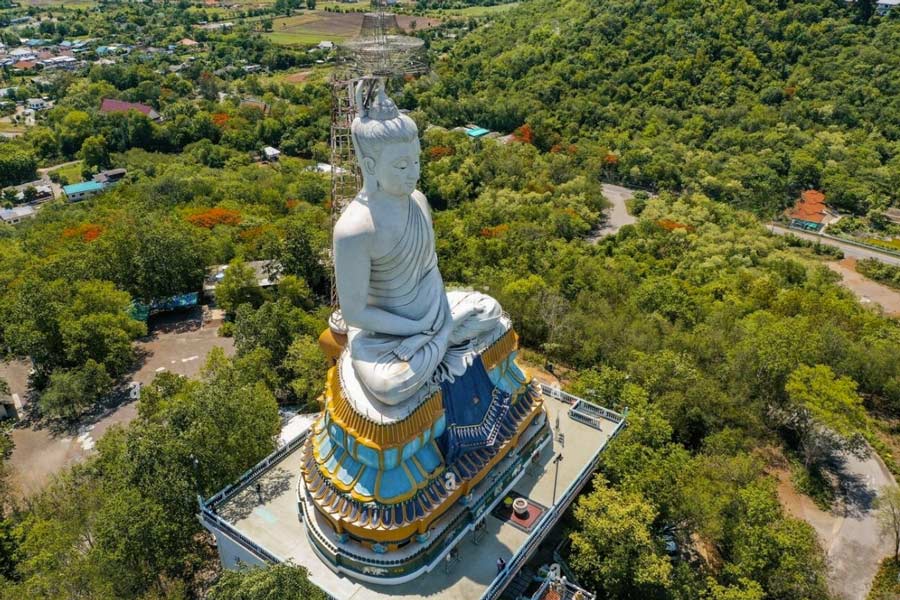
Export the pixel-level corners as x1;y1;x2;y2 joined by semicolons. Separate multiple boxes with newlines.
393;333;434;361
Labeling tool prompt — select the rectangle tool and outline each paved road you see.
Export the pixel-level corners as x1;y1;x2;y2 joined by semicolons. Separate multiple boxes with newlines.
827;453;897;600
588;183;639;242
777;451;896;600
4;308;234;499
767;224;900;267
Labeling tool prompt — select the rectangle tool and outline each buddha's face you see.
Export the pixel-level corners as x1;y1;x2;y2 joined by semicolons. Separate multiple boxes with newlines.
364;140;420;198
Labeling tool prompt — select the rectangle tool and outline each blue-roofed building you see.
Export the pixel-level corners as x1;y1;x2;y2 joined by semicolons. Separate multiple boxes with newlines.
63;181;106;202
466;126;490;138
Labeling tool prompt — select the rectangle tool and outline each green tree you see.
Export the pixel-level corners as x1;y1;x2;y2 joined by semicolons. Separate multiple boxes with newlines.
283;334;326;408
78;134;110;170
216;259;266;315
12;352;280;598
39;360;114;420
875;486;900;562
58;110;93;157
209;563;326;600
702;578;764;600
570;475;672;598
277;274;312;309
726;481;829;600
775;364;869;467
0;146;37;187
279;221;328;295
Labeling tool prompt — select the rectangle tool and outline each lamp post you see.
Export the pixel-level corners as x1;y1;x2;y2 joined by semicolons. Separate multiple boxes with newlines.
190;453;201;505
551;453;564;505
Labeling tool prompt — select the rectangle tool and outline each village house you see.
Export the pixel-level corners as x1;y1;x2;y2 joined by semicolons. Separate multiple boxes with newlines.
39;56;79;71
62;181;106;202
27;98;49;111
877;0;900;13
92;168;127;185
263;146;281;162
12;60;37;72
786;190;837;232
0;205;38;226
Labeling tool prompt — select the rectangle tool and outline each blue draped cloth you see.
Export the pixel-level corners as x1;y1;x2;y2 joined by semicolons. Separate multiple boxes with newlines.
437;356;512;464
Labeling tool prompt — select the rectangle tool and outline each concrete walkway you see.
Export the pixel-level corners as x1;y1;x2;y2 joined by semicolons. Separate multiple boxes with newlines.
767;224;900;267
588;183;639;242
827;259;900;317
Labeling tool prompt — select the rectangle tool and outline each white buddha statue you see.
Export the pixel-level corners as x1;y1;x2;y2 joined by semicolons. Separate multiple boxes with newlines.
333;82;503;406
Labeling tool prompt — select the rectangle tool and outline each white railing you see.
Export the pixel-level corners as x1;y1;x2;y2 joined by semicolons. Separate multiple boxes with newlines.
203;430;309;509
200;386;627;600
480;389;627;600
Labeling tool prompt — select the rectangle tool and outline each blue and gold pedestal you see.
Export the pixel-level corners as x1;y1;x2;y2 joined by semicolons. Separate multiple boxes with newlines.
299;328;548;578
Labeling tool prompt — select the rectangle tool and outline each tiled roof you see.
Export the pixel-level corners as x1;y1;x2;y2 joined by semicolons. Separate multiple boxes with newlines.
788;189;829;224
99;98;159;118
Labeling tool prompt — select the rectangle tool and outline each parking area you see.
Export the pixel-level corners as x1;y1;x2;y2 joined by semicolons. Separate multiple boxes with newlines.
3;307;235;499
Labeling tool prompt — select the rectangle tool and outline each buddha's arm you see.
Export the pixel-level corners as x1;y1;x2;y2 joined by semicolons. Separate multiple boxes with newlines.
335;231;439;337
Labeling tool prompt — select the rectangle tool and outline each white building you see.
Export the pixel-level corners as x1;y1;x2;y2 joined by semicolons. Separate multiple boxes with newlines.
40;56;79;70
877;0;900;13
27;98;49;111
0;205;38;225
263;146;281;162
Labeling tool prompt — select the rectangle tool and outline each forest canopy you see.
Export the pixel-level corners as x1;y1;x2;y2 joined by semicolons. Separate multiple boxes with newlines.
410;0;900;215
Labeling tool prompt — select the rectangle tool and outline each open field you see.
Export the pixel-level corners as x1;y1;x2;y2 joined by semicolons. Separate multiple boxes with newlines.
50;160;83;184
265;10;441;45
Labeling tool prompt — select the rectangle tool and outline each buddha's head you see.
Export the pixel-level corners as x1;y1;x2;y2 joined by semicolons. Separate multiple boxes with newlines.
352;82;420;199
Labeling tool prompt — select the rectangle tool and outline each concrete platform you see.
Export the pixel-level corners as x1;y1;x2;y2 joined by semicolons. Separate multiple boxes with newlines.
202;386;624;600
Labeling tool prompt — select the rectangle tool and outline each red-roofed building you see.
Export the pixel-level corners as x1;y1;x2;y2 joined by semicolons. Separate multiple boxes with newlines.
787;189;836;232
99;98;161;121
12;60;37;72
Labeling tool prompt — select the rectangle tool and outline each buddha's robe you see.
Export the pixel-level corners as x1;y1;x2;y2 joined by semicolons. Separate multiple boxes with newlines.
346;197;501;405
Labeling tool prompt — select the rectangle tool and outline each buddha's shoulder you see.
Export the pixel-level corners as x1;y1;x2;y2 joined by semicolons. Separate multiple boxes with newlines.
334;200;375;241
411;190;432;220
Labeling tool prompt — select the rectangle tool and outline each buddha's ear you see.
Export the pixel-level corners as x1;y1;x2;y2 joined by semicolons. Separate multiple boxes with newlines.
362;156;377;175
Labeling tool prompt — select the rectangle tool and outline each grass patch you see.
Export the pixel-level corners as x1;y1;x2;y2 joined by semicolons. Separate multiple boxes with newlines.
50;161;84;185
265;30;346;45
868;557;900;600
865;237;900;252
790;460;835;511
0;121;25;133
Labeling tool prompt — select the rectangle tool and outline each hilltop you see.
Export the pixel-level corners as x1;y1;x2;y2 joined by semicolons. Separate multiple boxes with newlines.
414;0;900;214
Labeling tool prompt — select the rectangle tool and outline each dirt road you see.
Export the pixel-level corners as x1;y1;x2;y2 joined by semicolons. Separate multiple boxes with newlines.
588;183;639;242
827;259;900;317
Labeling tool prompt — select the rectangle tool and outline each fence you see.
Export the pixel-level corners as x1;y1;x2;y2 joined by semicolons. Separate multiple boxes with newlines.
480;395;627;600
